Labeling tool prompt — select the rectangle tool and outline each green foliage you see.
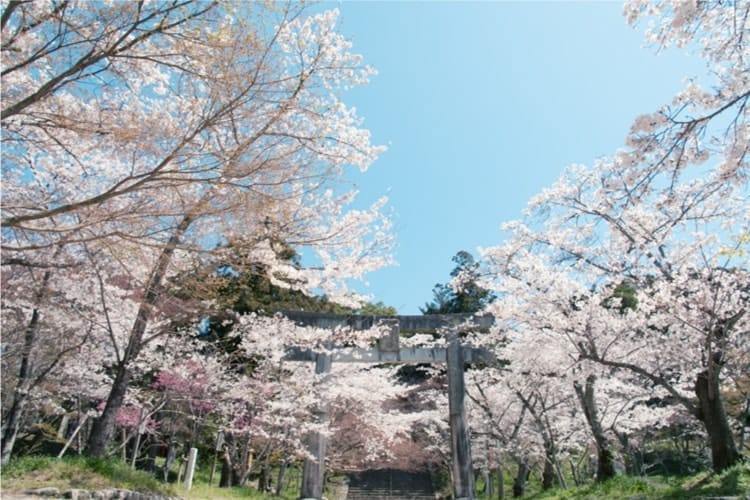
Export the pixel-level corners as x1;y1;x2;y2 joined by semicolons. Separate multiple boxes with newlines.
171;242;395;369
603;281;638;313
357;301;398;316
1;455;55;477
478;463;750;499
421;250;495;314
1;455;176;495
185;243;395;341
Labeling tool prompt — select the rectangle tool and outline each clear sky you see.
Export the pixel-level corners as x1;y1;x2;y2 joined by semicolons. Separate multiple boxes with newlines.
325;1;703;314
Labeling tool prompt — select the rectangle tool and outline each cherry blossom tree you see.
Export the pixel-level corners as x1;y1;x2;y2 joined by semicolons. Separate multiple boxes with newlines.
1;245;125;462
478;0;749;472
2;1;393;457
467;331;591;493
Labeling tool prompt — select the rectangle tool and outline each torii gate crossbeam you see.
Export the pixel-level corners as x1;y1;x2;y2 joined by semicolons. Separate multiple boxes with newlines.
280;311;493;500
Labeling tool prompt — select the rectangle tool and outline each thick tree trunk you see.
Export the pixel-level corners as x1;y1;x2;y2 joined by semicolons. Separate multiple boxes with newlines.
541;449;556;490
695;369;740;471
84;216;193;457
145;437;159;473
512;459;528;498
85;365;131;457
220;451;234;488
574;375;615;481
220;435;236;488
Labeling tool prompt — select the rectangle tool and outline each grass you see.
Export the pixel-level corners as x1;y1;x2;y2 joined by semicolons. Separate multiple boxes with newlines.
1;455;177;496
171;460;301;500
3;455;748;499
1;455;331;499
476;462;750;499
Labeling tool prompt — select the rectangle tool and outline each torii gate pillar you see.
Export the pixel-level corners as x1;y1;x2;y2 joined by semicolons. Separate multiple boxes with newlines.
447;331;474;499
300;351;332;499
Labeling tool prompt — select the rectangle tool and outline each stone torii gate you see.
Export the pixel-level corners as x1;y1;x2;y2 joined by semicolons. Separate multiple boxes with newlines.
280;311;494;500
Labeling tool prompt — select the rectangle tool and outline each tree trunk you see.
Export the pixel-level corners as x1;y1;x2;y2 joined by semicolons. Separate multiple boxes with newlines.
261;456;271;492
695;369;740;471
220;453;233;488
85;364;131;457
738;398;749;452
496;456;504;500
541;451;555;490
57;415;88;459
238;434;251;486
76;397;84;455
1;279;50;464
121;428;128;463
163;436;177;482
483;468;492;497
1;415;21;465
512;459;528;498
57;414;70;439
84;216;193;457
574;375;615;482
276;458;289;496
220;436;235;488
145;437;158;473
539;415;559;490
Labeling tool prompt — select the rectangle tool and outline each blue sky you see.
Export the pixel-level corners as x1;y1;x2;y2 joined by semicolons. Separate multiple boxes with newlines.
325;1;703;314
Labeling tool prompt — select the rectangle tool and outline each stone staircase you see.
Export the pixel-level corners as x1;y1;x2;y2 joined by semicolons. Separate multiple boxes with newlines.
346;469;436;500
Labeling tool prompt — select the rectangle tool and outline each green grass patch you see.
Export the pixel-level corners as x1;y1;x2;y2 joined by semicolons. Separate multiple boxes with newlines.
4;456;747;499
504;463;750;499
1;454;310;499
1;455;177;496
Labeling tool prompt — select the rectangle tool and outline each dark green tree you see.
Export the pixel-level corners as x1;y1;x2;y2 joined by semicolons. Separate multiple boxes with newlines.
174;240;395;355
421;251;495;314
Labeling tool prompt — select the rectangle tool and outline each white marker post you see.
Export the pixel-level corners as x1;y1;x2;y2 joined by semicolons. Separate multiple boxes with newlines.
184;447;198;491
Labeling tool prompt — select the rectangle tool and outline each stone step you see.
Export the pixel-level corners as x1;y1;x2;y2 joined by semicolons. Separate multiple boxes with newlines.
346;469;436;500
347;489;434;495
347;494;435;500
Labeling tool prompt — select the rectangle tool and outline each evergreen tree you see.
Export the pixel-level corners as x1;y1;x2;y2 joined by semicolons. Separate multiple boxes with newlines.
421;251;495;314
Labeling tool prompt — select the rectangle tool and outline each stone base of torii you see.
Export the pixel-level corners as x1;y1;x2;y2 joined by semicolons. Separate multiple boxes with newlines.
280;311;494;500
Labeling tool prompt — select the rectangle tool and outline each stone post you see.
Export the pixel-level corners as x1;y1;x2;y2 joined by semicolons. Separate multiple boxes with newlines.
184;447;198;491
